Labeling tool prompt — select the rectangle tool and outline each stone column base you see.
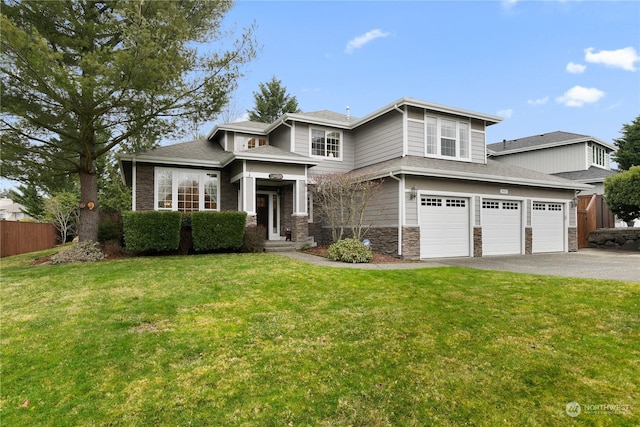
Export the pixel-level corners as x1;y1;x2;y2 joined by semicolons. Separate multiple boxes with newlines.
291;215;308;243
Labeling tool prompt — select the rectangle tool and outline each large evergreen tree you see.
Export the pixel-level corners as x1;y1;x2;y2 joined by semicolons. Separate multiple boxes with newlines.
247;76;301;123
612;115;640;171
1;0;256;241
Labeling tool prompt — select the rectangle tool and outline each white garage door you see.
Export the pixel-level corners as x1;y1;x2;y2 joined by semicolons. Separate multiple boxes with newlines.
420;196;470;258
482;200;522;255
532;202;565;253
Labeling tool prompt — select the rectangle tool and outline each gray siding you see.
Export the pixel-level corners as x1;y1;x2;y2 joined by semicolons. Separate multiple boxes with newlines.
407;119;424;157
354;111;403;169
269;125;290;151
471;130;486;164
295;122;355;175
494;143;587;174
245;161;306;176
405;194;418;225
363;179;399;228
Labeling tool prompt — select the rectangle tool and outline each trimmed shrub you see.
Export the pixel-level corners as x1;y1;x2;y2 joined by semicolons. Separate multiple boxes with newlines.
191;211;247;252
98;219;121;243
51;241;106;264
242;225;266;253
327;238;373;263
122;211;181;253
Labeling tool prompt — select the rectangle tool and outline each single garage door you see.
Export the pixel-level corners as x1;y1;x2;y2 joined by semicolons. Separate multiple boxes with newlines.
482;200;522;255
420;196;470;258
532;202;565;253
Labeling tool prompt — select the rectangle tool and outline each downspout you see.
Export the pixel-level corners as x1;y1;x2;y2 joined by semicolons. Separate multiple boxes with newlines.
131;159;137;211
279;118;294;152
393;104;408;157
389;171;403;257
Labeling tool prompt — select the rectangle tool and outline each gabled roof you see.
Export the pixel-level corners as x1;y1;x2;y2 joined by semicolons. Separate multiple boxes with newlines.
208;97;503;139
552;166;617;183
487;131;615;155
118;138;319;168
349;156;592;190
119;139;234;167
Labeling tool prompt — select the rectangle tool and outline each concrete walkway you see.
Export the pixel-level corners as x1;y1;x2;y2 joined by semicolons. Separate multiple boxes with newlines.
276;249;640;282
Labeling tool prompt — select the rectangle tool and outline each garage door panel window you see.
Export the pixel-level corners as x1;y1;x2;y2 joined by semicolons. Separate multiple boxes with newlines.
446;199;466;207
422;198;442;207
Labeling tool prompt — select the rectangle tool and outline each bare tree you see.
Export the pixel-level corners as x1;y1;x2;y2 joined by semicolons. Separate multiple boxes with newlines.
44;192;80;244
312;173;385;243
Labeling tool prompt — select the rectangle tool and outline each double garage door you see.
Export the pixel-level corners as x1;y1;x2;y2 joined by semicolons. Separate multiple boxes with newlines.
420;196;565;258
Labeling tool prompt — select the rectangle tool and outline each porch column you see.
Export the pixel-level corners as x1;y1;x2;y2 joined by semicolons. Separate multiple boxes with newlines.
242;175;256;226
291;179;308;243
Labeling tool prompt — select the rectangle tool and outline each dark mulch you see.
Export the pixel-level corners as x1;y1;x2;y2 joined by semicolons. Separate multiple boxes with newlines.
303;245;410;263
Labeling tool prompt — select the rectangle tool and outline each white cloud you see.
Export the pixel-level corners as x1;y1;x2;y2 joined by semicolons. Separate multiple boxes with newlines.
501;0;519;9
566;62;586;74
497;108;513;118
584;47;640;71
555;86;605;107
344;29;391;54
528;96;549;106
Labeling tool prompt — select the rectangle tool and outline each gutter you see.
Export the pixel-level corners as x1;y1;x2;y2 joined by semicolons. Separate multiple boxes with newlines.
388;171;403;257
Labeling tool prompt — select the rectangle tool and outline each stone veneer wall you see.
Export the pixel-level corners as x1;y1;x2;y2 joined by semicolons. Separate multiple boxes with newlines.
568;227;578;252
525;227;532;255
473;227;482;257
588;228;640;251
291;215;309;243
401;227;420;260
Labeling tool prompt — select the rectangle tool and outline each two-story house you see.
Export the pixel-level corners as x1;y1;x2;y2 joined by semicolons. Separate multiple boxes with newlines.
487;131;617;195
119;98;590;259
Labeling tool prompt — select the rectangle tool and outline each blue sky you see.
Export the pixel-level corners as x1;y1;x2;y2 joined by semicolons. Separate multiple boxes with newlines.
2;0;639;193
214;0;640;145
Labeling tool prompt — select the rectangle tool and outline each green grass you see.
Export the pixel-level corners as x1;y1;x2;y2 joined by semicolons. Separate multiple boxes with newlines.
1;250;638;426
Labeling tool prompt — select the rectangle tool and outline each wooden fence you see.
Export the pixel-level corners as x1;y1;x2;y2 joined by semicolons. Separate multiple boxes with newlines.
0;221;58;258
577;194;615;249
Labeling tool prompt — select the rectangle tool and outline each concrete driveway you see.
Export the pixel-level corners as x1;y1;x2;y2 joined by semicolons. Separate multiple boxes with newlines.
279;249;640;282
436;249;640;282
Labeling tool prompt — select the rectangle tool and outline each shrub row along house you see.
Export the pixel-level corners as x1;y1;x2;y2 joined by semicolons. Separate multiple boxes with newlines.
119;97;592;260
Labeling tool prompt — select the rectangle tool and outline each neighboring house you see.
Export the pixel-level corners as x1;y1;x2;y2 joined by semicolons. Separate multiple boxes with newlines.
0;198;31;221
486;131;617;195
119;98;590;260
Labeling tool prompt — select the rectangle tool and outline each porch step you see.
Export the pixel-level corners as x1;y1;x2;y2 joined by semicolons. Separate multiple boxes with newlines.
264;240;298;253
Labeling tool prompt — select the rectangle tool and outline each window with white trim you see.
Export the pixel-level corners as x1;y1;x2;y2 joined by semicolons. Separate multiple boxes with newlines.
155;168;219;212
425;116;471;160
310;128;341;159
592;145;606;167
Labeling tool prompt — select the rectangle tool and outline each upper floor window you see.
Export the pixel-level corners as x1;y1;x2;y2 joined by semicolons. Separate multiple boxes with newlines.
247;137;267;149
311;128;341;159
425;116;470;160
592;145;607;168
155;168;219;212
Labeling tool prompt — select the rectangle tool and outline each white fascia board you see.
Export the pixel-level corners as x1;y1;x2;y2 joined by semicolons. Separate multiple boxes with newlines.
275;114;353;130
207;124;269;140
354;97;503;128
492;137;615;156
118;154;223;168
398;166;593;190
223;152;321;167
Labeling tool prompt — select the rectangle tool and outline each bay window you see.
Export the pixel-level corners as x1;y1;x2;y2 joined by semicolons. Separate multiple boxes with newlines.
425;116;471;160
155;168;219;212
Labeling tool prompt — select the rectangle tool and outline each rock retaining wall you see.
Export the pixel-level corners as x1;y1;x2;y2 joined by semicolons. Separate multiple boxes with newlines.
587;228;640;251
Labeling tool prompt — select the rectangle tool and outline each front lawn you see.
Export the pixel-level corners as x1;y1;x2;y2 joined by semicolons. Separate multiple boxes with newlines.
1;251;638;426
